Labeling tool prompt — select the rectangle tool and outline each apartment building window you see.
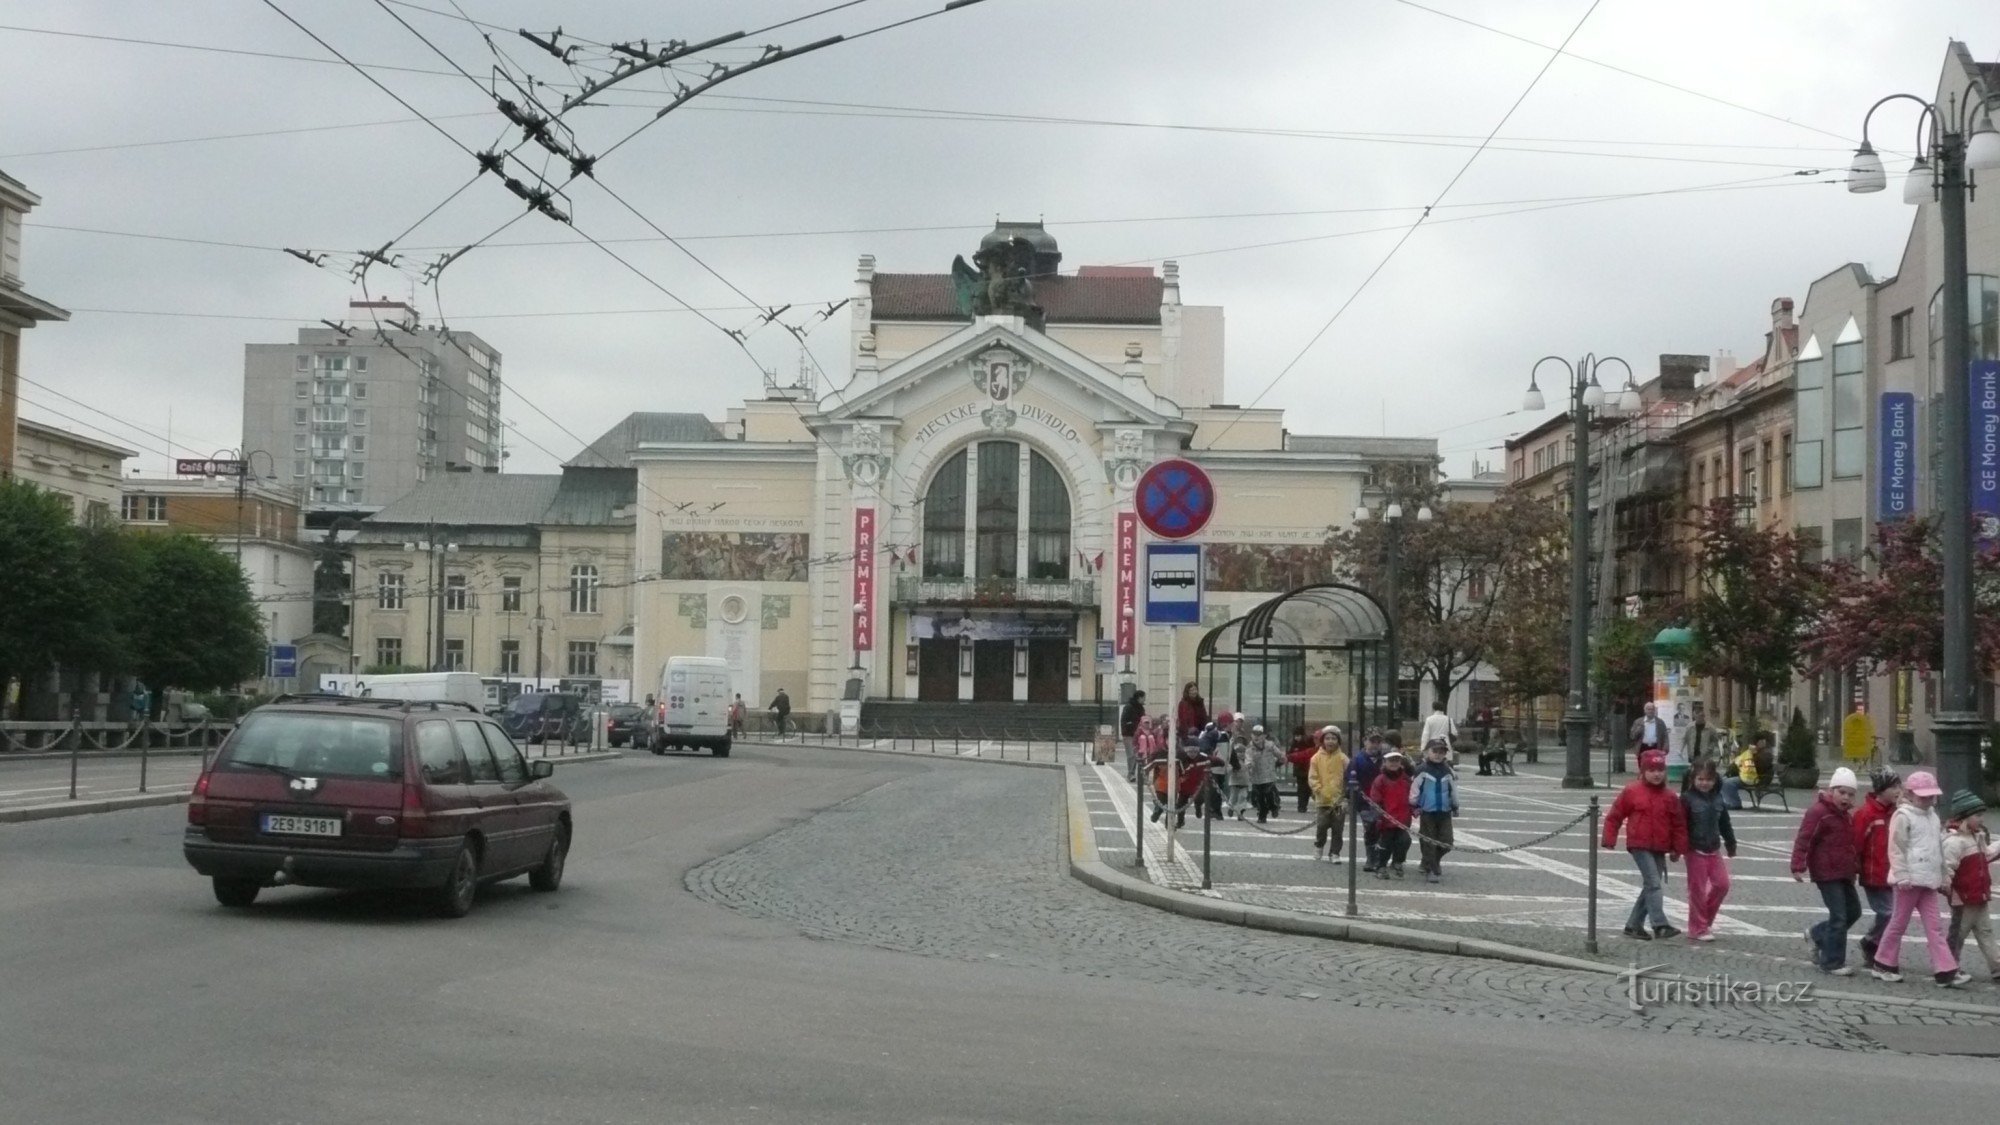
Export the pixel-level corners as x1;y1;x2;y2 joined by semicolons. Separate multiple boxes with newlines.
127;495;166;522
501;576;522;613
1796;525;1823;566
1890;309;1914;359
1760;440;1774;503
444;573;468;612
352;382;367;399
567;564;600;614
351;436;366;453
1781;433;1794;496
378;572;405;610
1832;518;1865;560
1694;460;1706;507
566;641;598;677
442;639;466;671
350;463;366;480
295;382;308;398
499;639;521;675
1740;445;1759;506
84;500;110;527
376;637;402;667
351;409;368;428
295;355;311;372
1794;337;1826;489
294;407;308;426
294;460;307;478
1831;326;1865;478
352;356;367;373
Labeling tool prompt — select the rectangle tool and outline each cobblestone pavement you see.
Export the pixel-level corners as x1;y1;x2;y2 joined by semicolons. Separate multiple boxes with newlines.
1078;760;2000;998
689;763;2000;1052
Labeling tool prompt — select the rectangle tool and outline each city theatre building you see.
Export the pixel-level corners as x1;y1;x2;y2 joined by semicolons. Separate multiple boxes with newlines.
631;222;1435;727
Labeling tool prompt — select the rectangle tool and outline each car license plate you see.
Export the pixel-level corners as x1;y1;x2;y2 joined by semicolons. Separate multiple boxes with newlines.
261;814;342;837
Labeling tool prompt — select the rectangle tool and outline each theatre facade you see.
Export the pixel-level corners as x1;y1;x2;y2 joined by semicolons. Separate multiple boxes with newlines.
630;223;1437;722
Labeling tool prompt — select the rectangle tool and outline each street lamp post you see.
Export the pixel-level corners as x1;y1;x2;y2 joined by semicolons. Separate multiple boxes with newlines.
1354;499;1432;736
402;528;459;672
1523;354;1641;789
1847;87;2000;798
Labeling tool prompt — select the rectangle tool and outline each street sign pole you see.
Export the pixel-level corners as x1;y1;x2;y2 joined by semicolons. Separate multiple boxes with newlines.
1165;625;1178;864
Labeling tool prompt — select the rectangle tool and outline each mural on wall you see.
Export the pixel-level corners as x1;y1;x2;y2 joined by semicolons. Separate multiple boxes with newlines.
1204;543;1335;592
660;532;810;582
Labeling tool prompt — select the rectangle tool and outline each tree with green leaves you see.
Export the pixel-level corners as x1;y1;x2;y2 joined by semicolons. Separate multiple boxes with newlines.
1485;499;1569;758
1327;471;1570;715
1685;499;1824;718
124;534;267;694
0;479;82;716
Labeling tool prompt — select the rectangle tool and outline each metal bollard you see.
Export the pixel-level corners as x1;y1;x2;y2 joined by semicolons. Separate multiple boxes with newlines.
1134;763;1146;869
1586;796;1601;955
139;735;150;794
1345;786;1359;917
68;727;81;801
1201;777;1213;890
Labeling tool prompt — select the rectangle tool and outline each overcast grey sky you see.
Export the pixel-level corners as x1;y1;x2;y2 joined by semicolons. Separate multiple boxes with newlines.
2;0;1991;479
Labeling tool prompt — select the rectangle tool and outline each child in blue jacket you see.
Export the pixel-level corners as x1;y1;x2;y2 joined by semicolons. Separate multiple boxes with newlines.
1413;740;1459;883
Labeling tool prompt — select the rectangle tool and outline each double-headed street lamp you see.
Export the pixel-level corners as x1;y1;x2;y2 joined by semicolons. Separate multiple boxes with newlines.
1523;354;1641;789
1354;498;1432;733
1847;84;2000;797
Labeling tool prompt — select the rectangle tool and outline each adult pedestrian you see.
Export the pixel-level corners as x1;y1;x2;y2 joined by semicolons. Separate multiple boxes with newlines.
1175;681;1208;745
1602;749;1688;940
1790;766;1861;975
1310;727;1350;861
1721;735;1772;809
1681;761;1737;942
1679;702;1718;792
1853;766;1902;969
1119;690;1148;782
1630;702;1668;759
728;694;747;738
1413;740;1458;883
1872;770;1969;986
768;688;791;738
1418;704;1456;759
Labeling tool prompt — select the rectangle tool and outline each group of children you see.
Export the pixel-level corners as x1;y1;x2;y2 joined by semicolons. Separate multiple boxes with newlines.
1601;748;2000;988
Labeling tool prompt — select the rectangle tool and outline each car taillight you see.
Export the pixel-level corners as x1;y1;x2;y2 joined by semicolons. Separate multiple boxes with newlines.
399;784;429;836
187;772;209;825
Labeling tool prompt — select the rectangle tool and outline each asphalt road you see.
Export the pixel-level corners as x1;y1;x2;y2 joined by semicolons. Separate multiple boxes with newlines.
5;744;2000;1125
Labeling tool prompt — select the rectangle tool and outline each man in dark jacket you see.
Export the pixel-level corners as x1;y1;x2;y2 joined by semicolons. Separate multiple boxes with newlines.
1790;767;1861;975
768;688;791;738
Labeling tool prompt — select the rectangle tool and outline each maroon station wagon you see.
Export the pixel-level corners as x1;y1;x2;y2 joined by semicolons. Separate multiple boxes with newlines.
183;695;573;917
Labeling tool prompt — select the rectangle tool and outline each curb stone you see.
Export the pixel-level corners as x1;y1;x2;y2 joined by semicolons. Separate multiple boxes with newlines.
736;738;1066;772
1058;765;2000;1015
0;751;624;824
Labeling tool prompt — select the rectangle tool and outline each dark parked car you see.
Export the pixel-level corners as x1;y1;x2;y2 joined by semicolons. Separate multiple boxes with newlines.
182;695;573;917
604;703;646;748
499;691;591;745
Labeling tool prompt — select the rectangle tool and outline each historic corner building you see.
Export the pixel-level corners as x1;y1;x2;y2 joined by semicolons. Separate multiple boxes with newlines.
630;222;1438;719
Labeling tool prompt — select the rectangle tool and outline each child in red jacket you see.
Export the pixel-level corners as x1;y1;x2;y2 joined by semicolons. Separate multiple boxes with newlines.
1602;749;1689;941
1366;750;1415;879
1853;767;1901;969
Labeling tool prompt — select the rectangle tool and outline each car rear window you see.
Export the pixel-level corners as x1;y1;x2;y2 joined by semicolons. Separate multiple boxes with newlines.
509;694;551;714
222;712;404;780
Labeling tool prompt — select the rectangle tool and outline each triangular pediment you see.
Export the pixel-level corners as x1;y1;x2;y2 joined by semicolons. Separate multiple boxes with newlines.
812;318;1181;429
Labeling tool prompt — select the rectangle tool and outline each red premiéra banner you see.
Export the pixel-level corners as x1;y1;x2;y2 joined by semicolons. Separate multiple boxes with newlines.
1115;511;1137;655
853;508;876;651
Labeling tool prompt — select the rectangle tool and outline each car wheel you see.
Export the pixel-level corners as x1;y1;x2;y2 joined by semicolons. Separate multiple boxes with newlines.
529;825;569;892
212;877;260;908
714;739;731;758
434;842;479;918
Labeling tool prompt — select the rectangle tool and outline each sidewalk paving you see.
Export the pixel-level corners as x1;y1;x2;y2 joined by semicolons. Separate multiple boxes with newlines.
1078;761;2000;1000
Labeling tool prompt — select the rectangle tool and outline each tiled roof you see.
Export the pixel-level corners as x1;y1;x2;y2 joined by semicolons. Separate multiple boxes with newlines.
871;271;1163;324
570;411;719;467
364;473;562;527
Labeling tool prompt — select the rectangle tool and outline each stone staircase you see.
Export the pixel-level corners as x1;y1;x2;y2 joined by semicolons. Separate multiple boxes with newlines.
858;700;1115;742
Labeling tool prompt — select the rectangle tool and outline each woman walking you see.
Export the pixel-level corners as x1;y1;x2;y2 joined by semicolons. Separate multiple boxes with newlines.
1872;770;1971;987
1175;681;1209;745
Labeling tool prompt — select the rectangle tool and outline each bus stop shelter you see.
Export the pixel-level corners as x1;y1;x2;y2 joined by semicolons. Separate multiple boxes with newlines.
1193;583;1391;739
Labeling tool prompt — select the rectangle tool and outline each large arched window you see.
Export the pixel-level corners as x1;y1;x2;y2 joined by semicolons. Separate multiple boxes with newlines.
919;441;1071;582
921;450;966;578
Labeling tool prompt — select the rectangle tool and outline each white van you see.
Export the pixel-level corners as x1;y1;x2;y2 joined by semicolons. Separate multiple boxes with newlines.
352;672;486;710
653;656;732;757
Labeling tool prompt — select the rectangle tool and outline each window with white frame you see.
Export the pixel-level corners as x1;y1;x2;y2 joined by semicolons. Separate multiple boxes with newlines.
377;571;405;610
375;637;402;667
294;407;308;426
444;573;468;611
499;639;521;675
352;382;367;399
501;576;522;613
566;641;597;677
442;639;465;671
294;354;311;372
567;564;600;614
119;495;140;521
351;435;366;453
351;409;368;428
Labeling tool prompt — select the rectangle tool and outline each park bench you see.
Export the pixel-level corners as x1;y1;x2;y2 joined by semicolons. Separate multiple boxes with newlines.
1743;774;1789;812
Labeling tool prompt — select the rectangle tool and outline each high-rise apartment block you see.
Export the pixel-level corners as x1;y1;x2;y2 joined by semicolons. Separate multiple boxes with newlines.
242;301;503;511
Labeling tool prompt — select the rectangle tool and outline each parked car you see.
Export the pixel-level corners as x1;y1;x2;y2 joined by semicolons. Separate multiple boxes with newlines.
182;695;573;917
604;703;646;748
499;691;591;745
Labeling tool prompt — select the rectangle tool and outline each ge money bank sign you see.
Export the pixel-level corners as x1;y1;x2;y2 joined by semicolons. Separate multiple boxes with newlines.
1974;362;2000;536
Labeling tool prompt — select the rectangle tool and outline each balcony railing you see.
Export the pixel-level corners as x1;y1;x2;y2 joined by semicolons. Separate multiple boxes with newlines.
893;575;1098;607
